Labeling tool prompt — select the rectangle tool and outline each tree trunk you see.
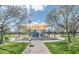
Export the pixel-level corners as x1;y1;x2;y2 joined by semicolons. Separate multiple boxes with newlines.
0;27;4;44
61;32;64;37
66;29;71;43
73;31;76;38
65;17;71;43
54;34;55;37
18;32;20;37
66;28;71;43
54;32;55;37
67;32;71;42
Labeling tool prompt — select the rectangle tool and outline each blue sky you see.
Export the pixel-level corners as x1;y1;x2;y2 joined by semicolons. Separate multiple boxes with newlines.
31;5;59;22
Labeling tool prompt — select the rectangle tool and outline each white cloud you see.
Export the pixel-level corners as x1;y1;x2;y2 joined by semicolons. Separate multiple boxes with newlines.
26;5;46;12
31;5;46;11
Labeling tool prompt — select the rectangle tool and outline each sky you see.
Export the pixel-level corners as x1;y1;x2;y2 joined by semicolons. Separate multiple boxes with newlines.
30;5;59;22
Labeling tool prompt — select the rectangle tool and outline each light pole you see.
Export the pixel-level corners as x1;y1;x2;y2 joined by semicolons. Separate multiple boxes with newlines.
28;20;31;37
28;20;34;47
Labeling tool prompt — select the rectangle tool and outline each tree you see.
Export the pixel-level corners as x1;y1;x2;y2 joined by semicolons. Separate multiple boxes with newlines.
46;5;79;43
0;5;28;44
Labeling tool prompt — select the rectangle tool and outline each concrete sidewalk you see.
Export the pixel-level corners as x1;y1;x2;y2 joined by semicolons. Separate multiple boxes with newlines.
22;40;51;54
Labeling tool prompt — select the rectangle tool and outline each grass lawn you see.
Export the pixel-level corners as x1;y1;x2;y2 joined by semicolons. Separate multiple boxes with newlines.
0;42;29;54
45;36;79;54
4;34;28;38
3;34;29;42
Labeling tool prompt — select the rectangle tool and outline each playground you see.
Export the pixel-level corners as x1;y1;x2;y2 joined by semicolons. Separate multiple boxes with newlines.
0;5;79;54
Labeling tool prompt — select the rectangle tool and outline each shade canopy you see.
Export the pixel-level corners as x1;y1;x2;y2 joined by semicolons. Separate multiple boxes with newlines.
19;22;48;30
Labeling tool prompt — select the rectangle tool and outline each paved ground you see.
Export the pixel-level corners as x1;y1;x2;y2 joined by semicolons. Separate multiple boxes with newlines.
22;40;51;54
12;37;64;54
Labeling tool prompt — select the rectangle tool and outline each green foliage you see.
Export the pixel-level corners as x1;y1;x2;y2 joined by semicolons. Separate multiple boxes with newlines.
45;36;79;54
0;42;29;54
4;36;9;43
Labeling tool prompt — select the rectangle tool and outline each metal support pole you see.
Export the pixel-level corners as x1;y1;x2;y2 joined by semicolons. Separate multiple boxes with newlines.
28;20;34;47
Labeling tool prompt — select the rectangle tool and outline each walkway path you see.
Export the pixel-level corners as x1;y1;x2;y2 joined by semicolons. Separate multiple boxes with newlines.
22;40;51;54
